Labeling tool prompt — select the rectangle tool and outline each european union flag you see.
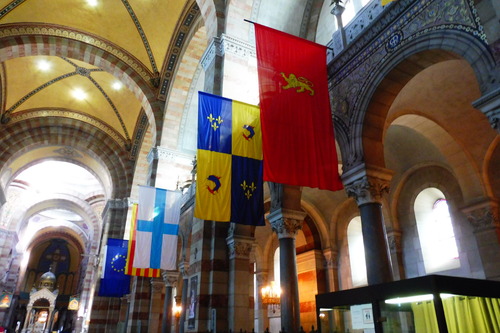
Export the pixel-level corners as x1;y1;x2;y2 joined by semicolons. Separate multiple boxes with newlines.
98;238;131;297
195;91;264;226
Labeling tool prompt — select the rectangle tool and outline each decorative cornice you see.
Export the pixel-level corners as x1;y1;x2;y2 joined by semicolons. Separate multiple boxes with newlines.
472;85;500;133
0;23;153;83
147;146;195;164
102;198;130;218
267;208;307;239
463;201;500;232
226;235;254;260
200;34;255;71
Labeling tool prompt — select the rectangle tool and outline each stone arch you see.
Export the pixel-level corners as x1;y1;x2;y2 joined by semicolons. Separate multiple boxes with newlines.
0;118;133;198
196;0;226;40
301;200;330;251
0;29;160;144
352;29;495;169
484;136;500;199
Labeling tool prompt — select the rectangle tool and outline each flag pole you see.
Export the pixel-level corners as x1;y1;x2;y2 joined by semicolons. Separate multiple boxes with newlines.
244;19;334;51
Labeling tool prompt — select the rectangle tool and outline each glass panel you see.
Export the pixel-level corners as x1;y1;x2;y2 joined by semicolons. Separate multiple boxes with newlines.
319;304;375;333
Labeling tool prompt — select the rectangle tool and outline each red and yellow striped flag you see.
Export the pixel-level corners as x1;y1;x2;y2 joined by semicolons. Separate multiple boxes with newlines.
125;204;161;277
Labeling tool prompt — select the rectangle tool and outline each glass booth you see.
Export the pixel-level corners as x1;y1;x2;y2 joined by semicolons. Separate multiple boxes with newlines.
315;275;500;333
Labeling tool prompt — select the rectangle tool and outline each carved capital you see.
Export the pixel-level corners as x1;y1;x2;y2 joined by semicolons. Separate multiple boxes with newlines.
345;176;390;205
162;271;179;287
463;201;500;233
150;279;164;293
322;249;338;270
387;230;402;253
267;208;307;239
226;236;254;260
179;261;190;278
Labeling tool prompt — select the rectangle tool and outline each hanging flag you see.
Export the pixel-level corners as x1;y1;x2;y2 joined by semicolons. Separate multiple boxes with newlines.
381;0;396;5
125;204;161;277
133;186;181;270
253;23;343;191
98;238;131;297
195;91;265;226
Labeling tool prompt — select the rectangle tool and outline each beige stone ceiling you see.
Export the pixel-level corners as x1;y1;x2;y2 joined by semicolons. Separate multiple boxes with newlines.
0;0;189;142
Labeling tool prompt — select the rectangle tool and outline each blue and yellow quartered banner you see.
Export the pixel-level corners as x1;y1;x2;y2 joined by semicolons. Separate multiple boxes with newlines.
195;91;264;226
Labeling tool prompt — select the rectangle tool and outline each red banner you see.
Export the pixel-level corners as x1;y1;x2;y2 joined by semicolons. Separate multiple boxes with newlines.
254;23;343;191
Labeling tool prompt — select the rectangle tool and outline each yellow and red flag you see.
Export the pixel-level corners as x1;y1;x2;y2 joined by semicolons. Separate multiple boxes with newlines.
254;23;343;191
125;203;161;277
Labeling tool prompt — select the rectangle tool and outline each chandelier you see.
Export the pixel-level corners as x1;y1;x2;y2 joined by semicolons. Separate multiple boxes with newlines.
261;281;281;305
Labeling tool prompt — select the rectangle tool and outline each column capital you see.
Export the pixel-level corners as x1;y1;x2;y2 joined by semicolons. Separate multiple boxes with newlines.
200;34;255;71
150;279;164;293
343;165;393;205
179;260;190;278
462;200;500;232
322;248;338;270
226;235;254;260
267;208;307;239
162;271;179;287
386;229;403;254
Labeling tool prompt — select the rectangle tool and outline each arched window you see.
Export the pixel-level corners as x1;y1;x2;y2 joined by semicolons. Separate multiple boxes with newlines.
414;188;460;273
347;216;367;287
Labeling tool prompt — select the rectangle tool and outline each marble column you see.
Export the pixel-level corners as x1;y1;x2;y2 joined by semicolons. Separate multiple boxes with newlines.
162;271;178;333
149;279;165;333
226;229;254;331
344;167;394;285
463;200;500;280
267;208;307;333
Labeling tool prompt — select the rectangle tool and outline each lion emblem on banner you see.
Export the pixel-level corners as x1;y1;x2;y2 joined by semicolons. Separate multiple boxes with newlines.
280;72;315;96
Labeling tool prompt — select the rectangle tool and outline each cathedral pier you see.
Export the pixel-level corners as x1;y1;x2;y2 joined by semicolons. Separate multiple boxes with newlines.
343;166;394;285
268;208;307;333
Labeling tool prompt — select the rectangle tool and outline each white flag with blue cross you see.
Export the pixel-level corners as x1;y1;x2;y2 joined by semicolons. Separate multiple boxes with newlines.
133;186;181;270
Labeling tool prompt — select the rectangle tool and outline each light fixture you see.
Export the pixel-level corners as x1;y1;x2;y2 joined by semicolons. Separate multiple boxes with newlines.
172;304;182;318
385;293;454;305
72;88;87;100
261;281;281;304
87;0;98;6
37;59;51;71
112;81;123;90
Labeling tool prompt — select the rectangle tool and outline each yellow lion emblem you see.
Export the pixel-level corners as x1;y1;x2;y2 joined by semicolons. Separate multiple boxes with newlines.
280;72;315;96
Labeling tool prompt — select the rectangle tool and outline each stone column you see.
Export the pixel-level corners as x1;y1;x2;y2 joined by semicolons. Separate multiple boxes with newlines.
162;271;178;333
387;229;405;280
322;248;339;293
226;229;254;332
267;208;307;333
149;279;165;333
331;4;347;49
463;200;500;280
344;166;394;285
254;270;269;332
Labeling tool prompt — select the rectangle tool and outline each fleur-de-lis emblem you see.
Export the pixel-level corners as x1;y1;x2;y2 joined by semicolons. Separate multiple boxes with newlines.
207;113;224;131
241;180;257;199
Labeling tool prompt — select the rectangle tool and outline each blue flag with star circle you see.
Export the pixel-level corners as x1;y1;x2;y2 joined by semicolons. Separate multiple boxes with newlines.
98;238;131;297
